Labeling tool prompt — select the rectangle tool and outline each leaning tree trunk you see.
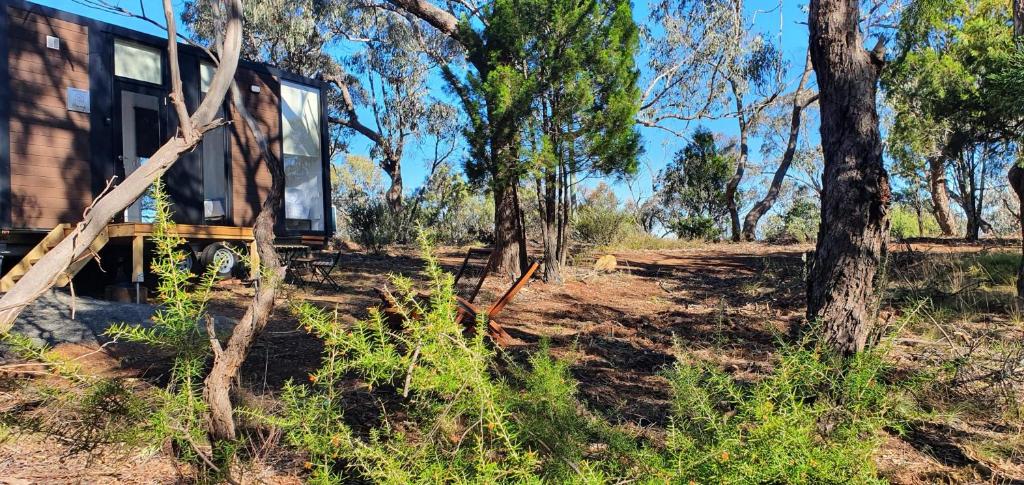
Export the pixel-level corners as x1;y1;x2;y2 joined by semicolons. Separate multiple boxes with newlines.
0;0;243;333
203;82;286;452
741;53;816;241
1009;165;1024;299
927;156;956;236
805;0;891;355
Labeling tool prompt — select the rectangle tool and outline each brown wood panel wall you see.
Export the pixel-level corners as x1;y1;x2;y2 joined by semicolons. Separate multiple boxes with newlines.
228;68;279;226
7;6;92;230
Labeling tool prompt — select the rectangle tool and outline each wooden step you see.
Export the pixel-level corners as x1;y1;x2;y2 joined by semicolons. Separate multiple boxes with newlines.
0;224;73;292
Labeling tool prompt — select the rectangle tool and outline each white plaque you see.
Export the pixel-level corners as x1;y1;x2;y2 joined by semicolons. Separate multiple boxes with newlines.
67;87;90;113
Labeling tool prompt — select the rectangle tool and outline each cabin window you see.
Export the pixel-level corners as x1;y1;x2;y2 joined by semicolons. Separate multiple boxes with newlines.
199;62;229;224
114;39;162;84
281;80;324;231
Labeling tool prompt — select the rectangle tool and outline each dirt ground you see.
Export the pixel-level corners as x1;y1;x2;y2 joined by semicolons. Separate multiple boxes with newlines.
1;241;1022;484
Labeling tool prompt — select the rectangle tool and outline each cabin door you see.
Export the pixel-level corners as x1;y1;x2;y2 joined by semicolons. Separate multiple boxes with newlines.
119;89;164;223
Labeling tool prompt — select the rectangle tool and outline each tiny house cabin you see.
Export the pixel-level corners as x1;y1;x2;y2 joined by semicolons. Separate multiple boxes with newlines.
0;0;334;289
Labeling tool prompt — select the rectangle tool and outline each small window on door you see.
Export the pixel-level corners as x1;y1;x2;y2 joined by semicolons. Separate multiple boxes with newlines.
114;39;162;84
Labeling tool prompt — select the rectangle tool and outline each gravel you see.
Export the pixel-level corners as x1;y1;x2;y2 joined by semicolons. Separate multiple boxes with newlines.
10;289;156;347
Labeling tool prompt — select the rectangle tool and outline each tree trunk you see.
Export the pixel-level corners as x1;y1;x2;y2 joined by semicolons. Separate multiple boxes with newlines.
805;0;891;355
203;82;286;450
927;156;956;236
541;169;562;283
741;53;815;241
493;174;523;278
383;156;403;212
1010;165;1024;299
1011;1;1024;300
0;0;243;333
725;80;748;242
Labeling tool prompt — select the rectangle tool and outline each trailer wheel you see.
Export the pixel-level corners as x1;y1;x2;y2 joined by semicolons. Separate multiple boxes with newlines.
200;243;238;278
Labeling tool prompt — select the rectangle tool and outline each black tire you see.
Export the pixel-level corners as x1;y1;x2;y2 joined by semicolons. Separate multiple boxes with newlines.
199;242;238;278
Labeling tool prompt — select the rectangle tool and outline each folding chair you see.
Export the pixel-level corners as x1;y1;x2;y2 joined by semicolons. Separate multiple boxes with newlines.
311;249;344;291
452;248;496;303
454;261;539;346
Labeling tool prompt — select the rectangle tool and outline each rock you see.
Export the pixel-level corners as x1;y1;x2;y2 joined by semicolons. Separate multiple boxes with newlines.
594;254;617;273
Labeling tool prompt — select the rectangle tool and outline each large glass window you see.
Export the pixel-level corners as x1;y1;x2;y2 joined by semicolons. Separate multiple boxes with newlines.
281;80;324;231
114;39;162;84
199;63;229;223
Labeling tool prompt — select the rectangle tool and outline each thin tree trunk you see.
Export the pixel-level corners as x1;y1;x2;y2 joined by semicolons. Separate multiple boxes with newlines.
725;79;748;242
927;156;956;236
1009;165;1024;299
203;82;286;450
0;0;243;332
542;168;562;283
805;0;891;355
741;53;816;241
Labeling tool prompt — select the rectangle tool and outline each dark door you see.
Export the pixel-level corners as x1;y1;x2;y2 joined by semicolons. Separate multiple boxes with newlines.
115;85;166;223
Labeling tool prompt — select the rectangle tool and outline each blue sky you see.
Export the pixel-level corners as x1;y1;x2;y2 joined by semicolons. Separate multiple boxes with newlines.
36;0;816;210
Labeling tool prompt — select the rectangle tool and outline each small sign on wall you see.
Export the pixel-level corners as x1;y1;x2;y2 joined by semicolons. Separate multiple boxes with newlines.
67;87;90;113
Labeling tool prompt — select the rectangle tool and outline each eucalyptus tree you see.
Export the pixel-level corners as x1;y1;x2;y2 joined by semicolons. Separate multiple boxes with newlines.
388;0;640;277
739;53;819;240
184;0;451;211
640;0;786;241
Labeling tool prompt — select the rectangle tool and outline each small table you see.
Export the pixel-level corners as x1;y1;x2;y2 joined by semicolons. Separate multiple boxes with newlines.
275;244;310;265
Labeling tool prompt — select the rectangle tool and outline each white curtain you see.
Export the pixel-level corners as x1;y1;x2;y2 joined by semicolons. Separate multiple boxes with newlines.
281;81;324;230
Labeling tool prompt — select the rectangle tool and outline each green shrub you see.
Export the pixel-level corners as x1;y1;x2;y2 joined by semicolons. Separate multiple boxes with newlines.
668;215;722;241
104;180;227;475
764;197;820;243
889;204;940;240
275;234;654;483
573;202;638;247
346;199;417;252
660;339;900;484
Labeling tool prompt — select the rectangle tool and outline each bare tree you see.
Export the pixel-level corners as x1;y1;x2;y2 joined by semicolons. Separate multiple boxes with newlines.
641;0;786;241
203;81;286;451
0;0;244;332
741;52;819;240
805;0;891;354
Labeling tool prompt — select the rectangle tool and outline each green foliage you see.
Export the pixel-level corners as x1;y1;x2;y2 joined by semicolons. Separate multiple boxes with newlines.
764;196;820;243
344;165;493;250
572;184;639;247
657;127;734;240
661;340;900;484
412;164;494;246
275;234;654;483
103;180;223;471
346;198;417;252
889;204;942;240
270;235;907;483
